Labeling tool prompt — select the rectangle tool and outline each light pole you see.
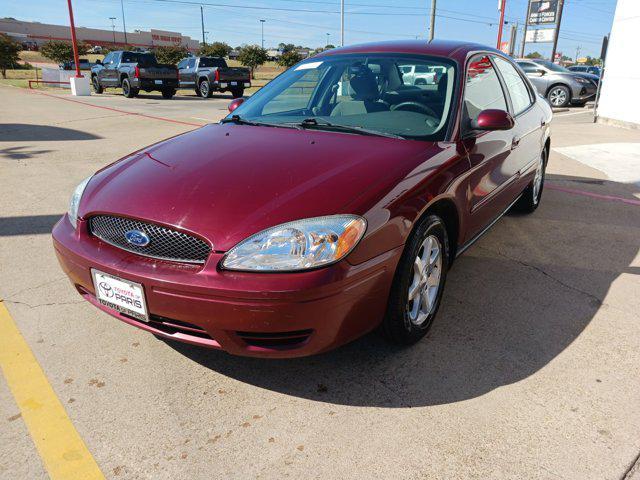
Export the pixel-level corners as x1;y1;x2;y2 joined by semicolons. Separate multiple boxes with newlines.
109;17;117;46
340;0;344;46
120;0;128;45
326;33;330;47
428;0;436;41
260;19;265;49
200;6;206;46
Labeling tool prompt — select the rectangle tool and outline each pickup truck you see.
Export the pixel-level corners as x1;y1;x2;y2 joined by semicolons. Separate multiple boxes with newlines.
91;51;179;99
177;56;251;98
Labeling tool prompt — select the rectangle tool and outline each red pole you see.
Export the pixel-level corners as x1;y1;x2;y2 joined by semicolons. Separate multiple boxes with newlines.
496;0;507;49
66;0;82;78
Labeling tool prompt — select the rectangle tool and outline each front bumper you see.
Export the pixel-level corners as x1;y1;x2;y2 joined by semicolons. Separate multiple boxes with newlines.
52;216;401;358
571;82;597;101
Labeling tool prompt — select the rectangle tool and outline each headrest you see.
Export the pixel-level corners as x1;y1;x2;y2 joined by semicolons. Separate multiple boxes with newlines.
348;65;379;101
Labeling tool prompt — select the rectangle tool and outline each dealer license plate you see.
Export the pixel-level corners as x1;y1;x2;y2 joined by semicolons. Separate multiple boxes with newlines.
230;81;238;86
91;269;149;322
154;79;163;85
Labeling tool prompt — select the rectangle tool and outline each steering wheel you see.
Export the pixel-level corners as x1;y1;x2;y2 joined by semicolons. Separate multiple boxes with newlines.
391;101;438;118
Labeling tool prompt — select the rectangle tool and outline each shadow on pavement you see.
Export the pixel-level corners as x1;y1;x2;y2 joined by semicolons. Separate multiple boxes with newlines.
0;215;62;236
0;124;101;142
165;173;640;407
0;146;54;160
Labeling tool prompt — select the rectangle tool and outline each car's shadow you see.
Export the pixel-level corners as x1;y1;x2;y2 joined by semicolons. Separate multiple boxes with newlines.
163;173;640;407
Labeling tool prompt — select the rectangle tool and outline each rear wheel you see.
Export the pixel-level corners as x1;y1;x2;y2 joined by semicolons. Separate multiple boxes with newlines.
513;148;546;213
547;85;570;108
198;79;212;98
161;88;176;99
381;214;448;345
91;75;103;94
122;78;138;98
231;88;244;99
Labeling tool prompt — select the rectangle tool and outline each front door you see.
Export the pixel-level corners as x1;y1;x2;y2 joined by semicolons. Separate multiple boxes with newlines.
461;55;518;241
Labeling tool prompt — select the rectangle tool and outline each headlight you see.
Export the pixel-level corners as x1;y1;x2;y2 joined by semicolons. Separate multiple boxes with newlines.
575;77;590;84
221;215;367;272
68;176;92;229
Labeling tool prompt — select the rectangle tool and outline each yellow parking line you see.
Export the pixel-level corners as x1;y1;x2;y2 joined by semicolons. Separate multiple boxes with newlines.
0;301;105;480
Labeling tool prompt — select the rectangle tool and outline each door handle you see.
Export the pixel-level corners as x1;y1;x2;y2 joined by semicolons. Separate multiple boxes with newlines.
511;137;521;150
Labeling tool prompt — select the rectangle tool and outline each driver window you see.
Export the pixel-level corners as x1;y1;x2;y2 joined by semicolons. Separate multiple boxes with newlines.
463;55;507;124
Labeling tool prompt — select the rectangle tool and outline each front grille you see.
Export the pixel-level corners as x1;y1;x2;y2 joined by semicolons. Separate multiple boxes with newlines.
89;215;211;264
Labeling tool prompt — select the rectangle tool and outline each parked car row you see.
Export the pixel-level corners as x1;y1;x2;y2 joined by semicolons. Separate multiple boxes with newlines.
90;50;251;99
515;58;599;108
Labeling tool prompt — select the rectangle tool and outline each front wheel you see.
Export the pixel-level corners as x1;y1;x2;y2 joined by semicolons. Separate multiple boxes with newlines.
161;89;176;99
231;88;244;99
513;149;546;213
122;78;138;98
381;214;448;345
547;85;570;108
92;75;103;94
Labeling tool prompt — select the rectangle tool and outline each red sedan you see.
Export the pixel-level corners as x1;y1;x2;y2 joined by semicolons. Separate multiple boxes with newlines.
52;40;551;358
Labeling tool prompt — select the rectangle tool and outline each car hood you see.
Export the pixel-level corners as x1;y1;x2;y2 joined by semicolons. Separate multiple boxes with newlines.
80;123;438;251
569;72;599;83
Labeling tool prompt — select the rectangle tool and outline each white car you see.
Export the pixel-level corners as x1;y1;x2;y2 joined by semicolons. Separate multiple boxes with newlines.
399;64;436;85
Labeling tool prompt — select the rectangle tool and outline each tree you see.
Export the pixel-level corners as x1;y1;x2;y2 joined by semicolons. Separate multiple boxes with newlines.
199;41;232;58
278;43;296;54
238;45;268;74
0;34;21;79
277;50;302;68
153;45;189;65
40;40;89;63
525;51;543;59
325;44;335;50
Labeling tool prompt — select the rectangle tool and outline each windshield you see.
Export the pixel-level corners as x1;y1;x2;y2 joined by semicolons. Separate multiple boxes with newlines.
536;60;570;73
228;54;457;141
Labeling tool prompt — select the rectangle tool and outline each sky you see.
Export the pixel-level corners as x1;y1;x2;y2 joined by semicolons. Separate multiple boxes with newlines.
2;0;618;59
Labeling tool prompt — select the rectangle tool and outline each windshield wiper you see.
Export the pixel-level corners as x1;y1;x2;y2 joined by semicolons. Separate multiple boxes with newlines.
291;118;403;139
220;115;300;130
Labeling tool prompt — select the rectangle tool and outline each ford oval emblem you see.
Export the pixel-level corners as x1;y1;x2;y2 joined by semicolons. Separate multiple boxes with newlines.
125;229;150;247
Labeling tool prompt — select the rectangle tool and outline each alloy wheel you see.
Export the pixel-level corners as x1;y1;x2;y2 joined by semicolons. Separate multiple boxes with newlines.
533;152;545;204
549;88;567;107
200;81;209;97
406;235;442;326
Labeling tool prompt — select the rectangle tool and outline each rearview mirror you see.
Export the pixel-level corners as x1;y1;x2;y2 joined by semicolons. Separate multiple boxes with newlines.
470;109;515;131
228;97;245;113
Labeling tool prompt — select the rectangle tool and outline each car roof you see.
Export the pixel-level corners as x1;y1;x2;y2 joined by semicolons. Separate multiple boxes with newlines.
315;40;501;61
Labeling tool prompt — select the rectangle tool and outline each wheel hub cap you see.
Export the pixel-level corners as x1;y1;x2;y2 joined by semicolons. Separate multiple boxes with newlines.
550;89;566;106
407;235;443;326
533;154;544;203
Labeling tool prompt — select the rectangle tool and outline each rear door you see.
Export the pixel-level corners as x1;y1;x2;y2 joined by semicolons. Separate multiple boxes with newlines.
517;61;549;95
99;52;117;86
462;54;518;239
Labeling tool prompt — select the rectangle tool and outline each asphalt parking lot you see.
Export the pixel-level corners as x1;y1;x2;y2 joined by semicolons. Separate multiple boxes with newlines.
1;85;640;480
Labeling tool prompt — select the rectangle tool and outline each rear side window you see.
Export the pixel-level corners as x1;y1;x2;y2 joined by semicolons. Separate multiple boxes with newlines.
517;62;540;73
199;57;227;68
493;56;533;115
463;55;507;120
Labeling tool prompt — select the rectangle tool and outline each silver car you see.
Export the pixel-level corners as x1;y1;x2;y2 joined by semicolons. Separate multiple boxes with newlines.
515;59;598;108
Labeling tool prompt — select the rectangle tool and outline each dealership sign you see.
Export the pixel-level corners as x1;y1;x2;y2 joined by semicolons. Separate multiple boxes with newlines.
525;28;556;43
528;0;559;25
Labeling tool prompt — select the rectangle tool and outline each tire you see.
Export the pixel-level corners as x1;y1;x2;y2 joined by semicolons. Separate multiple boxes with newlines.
231;88;244;99
415;79;427;85
546;85;570;108
513;148;547;213
91;75;103;94
122;78;138;98
198;79;212;98
194;87;202;97
571;100;587;107
381;214;449;345
161;89;176;99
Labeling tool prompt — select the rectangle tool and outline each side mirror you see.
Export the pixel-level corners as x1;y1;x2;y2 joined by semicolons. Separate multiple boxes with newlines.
535;68;546;76
95;59;103;65
228;97;244;113
470;109;515;131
